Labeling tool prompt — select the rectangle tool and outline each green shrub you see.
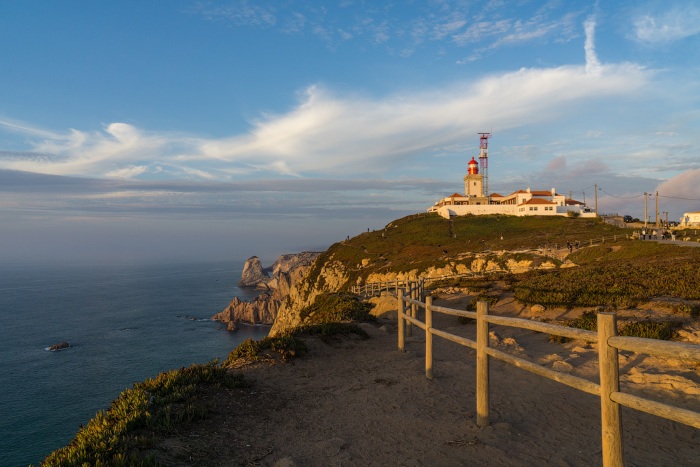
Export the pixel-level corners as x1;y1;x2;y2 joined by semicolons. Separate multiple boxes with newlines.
222;335;308;366
619;320;683;340
466;294;499;311
299;293;376;323
42;363;245;466
549;310;598;343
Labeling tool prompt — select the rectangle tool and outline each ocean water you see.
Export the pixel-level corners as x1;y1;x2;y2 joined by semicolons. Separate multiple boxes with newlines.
0;261;268;466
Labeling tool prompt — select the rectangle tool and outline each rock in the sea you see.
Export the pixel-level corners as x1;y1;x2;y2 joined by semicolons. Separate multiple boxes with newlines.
213;294;280;326
239;256;269;287
49;341;70;351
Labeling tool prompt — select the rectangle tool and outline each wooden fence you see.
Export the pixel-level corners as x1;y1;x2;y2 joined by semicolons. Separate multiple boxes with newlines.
394;283;700;467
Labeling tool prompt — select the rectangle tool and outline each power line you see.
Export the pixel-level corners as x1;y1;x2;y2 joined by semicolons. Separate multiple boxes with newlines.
658;194;700;201
598;188;644;199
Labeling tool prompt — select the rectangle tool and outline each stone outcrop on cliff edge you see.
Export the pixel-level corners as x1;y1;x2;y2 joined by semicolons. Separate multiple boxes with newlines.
213;252;321;327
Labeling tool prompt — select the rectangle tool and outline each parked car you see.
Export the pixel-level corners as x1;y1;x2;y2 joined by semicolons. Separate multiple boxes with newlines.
623;215;633;223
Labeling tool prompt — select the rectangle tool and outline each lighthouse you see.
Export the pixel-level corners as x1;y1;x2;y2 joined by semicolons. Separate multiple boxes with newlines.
463;156;484;198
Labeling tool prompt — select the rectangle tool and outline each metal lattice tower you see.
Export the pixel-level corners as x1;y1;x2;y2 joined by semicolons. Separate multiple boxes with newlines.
478;132;491;196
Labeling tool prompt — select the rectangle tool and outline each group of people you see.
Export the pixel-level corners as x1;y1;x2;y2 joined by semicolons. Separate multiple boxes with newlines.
566;240;580;253
640;228;675;241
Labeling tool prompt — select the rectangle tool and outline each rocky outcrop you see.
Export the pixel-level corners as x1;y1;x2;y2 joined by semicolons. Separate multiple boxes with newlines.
213;294;280;325
49;341;70;351
238;256;269;287
214;252;322;327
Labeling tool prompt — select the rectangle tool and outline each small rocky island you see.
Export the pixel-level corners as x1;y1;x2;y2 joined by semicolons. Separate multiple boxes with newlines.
48;341;70;351
213;252;321;330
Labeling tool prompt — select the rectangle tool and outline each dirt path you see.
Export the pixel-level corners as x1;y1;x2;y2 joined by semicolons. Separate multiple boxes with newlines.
146;314;699;466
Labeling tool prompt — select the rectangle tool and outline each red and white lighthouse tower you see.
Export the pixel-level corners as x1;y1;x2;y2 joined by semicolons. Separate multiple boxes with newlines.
464;155;484;198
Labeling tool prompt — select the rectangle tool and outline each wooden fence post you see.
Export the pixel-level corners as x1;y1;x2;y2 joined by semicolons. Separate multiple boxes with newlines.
406;285;413;338
411;284;418;321
425;295;433;380
397;289;405;352
598;312;623;467
476;300;490;427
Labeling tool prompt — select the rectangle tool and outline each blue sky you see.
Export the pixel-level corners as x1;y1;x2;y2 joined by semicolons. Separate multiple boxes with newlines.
2;0;699;264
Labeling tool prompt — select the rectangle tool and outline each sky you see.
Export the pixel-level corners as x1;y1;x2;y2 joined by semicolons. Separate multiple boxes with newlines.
1;0;699;265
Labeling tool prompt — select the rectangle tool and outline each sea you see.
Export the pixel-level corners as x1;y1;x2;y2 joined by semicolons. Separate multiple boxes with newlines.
0;260;269;466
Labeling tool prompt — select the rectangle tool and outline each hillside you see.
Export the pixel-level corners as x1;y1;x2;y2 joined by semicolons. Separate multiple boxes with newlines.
270;213;637;335
309;213;632;284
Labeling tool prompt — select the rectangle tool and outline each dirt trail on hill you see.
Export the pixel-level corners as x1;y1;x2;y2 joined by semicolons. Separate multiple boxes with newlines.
148;301;699;466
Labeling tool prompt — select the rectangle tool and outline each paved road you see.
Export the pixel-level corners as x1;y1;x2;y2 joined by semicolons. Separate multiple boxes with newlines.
645;239;700;248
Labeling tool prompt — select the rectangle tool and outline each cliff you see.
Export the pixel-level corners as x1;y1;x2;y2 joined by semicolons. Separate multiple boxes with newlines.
267;213;631;336
213;252;321;327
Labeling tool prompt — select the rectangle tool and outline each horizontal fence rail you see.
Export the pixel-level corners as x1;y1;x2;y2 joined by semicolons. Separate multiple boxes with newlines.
391;281;700;467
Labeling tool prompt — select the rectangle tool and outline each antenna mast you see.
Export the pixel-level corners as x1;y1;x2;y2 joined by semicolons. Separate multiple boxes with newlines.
478;132;491;196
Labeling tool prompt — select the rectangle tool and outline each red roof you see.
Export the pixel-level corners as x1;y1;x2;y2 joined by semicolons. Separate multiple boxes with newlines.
565;199;585;205
448;192;463;198
519;198;556;206
490;193;503;197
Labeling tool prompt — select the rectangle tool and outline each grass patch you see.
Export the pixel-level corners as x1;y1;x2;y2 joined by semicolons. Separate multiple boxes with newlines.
514;242;700;309
299;292;376;324
42;363;246;466
549;310;683;343
466;294;499;311
619;320;683;340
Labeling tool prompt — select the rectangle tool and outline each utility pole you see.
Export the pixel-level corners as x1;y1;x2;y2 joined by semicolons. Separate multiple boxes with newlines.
655;191;659;227
662;211;668;227
644;192;648;228
594;184;598;216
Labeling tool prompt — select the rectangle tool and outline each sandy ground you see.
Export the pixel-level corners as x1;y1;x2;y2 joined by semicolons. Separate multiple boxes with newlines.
146;290;700;466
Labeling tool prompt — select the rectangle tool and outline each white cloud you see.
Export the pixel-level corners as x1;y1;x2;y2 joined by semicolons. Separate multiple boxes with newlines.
584;16;602;75
656;168;700;199
0;27;652;182
105;165;149;179
0;63;650;181
634;6;700;44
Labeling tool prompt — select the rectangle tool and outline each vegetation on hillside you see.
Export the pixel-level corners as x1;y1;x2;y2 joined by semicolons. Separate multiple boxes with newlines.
301;213;632;293
514;242;700;308
549;310;685;343
41;363;246;466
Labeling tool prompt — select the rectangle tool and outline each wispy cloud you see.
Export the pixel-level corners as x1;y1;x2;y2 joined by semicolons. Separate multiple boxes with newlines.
584;16;602;75
191;1;581;58
633;4;700;44
0;52;650;182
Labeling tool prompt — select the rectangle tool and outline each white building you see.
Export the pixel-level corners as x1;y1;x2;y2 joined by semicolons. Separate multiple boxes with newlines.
428;149;595;219
681;211;700;226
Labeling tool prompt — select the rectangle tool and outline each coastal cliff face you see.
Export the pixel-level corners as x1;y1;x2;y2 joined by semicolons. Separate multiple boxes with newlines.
269;259;351;335
213;252;321;327
259;214;631;336
268;251;560;336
